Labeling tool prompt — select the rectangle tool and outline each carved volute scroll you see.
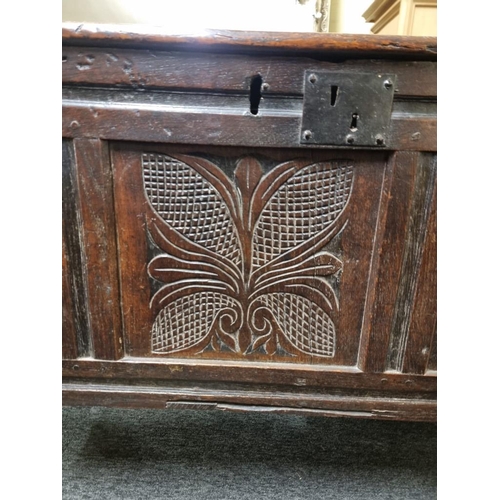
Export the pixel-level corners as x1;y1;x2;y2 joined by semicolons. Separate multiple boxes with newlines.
142;153;354;358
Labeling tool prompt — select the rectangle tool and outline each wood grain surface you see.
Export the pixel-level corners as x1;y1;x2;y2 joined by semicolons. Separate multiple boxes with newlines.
62;26;437;420
62;23;437;61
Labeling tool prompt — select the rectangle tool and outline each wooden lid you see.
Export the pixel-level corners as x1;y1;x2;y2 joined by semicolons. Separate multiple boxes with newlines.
62;23;437;61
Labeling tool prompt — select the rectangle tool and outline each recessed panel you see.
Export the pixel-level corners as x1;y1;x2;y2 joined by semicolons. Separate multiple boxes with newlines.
112;144;387;366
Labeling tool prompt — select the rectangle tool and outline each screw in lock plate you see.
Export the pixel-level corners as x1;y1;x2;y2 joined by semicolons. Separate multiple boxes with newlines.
384;79;393;90
309;74;317;84
303;130;313;140
375;135;385;146
346;135;355;145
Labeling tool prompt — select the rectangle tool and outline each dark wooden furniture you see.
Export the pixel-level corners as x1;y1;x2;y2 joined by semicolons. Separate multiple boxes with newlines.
62;24;437;421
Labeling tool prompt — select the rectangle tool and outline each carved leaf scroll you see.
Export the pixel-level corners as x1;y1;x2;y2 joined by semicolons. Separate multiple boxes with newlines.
142;153;354;358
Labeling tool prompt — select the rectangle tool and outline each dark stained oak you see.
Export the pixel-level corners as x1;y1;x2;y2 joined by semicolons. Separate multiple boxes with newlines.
62;104;436;152
63;381;436;422
427;323;437;372
357;153;436;374
62;234;79;360
61;46;437;97
357;151;419;372
62;26;437;421
112;144;388;366
62;359;436;393
62;23;437;61
386;154;436;371
61;47;436;152
62;139;92;358
72;138;123;360
402;177;437;374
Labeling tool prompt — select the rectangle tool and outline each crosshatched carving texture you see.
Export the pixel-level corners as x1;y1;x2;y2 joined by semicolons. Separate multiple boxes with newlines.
143;154;242;265
259;293;336;356
142;153;354;358
152;291;240;353
253;163;353;267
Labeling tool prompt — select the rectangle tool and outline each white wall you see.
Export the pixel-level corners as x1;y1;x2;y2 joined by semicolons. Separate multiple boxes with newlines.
340;0;373;34
62;0;318;32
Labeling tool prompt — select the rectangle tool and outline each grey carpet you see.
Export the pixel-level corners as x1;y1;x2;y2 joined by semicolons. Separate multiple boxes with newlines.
62;406;436;499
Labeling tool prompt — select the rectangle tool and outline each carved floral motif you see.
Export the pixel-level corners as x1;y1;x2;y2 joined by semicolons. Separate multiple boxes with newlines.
142;153;353;357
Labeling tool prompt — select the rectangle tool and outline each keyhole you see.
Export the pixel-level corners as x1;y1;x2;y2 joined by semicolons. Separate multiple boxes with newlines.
249;75;263;115
350;112;359;131
330;86;338;106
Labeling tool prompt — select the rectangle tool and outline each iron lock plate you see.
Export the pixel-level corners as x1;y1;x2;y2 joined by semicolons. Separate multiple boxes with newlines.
300;71;396;147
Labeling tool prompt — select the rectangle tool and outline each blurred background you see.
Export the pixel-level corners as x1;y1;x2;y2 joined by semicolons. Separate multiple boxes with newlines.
62;0;436;36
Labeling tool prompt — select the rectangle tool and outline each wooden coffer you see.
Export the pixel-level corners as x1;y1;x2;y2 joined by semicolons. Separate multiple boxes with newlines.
62;25;437;421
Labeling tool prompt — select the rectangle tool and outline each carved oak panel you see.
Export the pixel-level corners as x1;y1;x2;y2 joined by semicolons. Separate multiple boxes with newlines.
112;144;387;366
